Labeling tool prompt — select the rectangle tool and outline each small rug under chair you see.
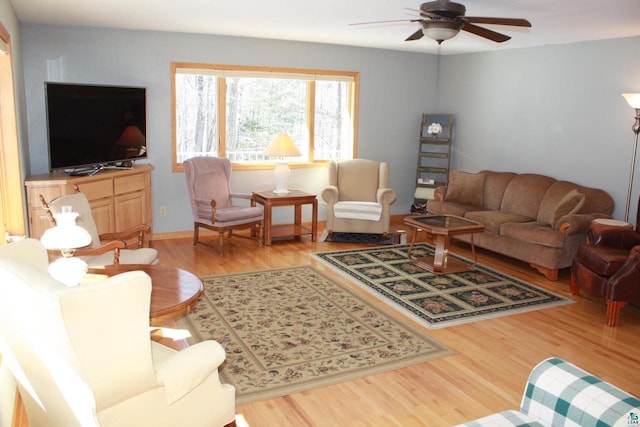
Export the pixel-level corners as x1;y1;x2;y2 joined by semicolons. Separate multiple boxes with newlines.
310;243;573;329
176;266;453;404
319;230;406;245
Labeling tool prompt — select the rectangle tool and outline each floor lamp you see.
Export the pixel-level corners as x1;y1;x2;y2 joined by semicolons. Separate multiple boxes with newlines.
622;93;640;223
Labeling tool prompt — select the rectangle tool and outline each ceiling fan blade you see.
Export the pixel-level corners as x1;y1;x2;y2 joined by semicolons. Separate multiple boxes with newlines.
465;17;532;27
462;23;511;43
405;28;424;41
349;19;417;26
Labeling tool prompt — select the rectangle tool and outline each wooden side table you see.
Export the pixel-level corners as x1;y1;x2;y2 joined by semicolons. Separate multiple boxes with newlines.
252;189;318;246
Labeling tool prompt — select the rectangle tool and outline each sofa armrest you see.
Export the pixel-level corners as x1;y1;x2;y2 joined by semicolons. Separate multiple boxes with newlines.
434;186;446;202
556;213;609;234
585;227;640;249
321;186;339;206
376;187;397;207
520;357;640;426
154;340;227;404
230;192;252;201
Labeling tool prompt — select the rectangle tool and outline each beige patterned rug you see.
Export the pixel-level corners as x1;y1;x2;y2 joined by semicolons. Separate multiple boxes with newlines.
176;266;453;404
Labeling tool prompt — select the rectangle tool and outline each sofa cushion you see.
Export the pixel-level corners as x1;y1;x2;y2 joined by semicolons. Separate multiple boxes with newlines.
444;170;485;206
537;183;586;227
465;210;534;233
427;200;485;217
500;174;555;218
500;222;566;249
479;171;517;210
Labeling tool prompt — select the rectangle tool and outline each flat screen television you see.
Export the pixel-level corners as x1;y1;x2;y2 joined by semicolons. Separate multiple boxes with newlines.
45;82;147;173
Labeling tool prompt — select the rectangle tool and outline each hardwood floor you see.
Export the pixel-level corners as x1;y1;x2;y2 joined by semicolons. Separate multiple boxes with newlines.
152;217;640;427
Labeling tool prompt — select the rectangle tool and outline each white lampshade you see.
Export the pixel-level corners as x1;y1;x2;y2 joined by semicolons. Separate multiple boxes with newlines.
422;21;461;44
264;134;301;194
622;93;640;109
41;211;92;251
264;133;301;157
40;206;92;286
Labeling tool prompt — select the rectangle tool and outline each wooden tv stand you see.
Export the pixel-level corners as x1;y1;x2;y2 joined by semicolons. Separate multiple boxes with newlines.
25;164;153;242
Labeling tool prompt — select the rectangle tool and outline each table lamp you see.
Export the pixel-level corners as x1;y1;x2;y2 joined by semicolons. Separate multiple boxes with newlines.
40;206;92;286
264;133;301;194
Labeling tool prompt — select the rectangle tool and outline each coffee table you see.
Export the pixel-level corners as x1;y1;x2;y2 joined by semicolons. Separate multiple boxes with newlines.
86;264;204;326
403;214;485;273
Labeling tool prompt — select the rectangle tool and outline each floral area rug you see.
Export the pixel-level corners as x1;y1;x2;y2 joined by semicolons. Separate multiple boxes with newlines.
310;244;573;329
176;266;454;404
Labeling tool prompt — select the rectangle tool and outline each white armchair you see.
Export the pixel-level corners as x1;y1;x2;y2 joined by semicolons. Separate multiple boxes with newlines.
0;239;235;427
321;159;397;236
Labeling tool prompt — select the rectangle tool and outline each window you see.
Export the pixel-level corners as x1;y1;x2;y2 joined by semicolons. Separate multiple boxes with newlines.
172;63;359;171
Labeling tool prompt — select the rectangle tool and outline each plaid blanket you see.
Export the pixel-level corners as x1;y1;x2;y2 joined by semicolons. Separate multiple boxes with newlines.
457;357;640;427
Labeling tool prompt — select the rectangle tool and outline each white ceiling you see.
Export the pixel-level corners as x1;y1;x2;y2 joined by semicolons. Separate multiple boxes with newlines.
10;0;640;55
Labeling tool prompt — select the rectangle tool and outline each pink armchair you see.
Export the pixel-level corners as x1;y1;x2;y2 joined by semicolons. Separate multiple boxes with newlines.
184;157;264;254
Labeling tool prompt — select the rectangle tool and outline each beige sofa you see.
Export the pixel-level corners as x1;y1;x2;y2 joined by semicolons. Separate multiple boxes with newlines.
426;170;614;280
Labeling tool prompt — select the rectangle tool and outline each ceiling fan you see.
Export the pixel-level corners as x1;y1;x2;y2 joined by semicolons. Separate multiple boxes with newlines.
353;0;532;45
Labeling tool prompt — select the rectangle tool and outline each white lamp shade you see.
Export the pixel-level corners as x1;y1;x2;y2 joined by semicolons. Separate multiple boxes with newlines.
40;208;92;286
264;134;301;157
622;93;640;109
40;210;92;250
40;212;91;250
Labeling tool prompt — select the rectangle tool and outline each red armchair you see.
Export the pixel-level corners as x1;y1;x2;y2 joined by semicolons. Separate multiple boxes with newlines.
605;248;640;326
571;221;640;326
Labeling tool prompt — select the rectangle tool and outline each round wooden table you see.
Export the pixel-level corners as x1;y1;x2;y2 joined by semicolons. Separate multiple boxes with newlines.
87;264;204;325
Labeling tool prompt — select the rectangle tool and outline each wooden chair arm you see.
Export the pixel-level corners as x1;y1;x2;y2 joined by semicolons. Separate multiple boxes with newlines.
210;200;217;223
100;224;151;249
73;240;125;264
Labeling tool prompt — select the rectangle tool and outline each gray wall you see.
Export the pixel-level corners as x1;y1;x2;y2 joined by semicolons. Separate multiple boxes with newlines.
19;24;640;233
438;36;640;222
20;24;437;233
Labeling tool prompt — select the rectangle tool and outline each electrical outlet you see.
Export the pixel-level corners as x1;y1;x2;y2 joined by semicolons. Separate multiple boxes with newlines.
160;207;167;217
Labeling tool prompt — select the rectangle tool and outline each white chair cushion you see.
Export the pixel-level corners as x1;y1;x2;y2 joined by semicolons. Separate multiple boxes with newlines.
334;201;383;221
81;248;159;267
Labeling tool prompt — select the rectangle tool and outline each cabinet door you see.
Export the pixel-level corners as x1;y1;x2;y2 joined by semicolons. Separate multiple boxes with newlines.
90;198;116;236
27;186;63;239
115;191;147;232
30;208;55;239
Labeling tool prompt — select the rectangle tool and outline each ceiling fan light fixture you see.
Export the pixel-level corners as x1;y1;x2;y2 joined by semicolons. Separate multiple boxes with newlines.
422;21;461;44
